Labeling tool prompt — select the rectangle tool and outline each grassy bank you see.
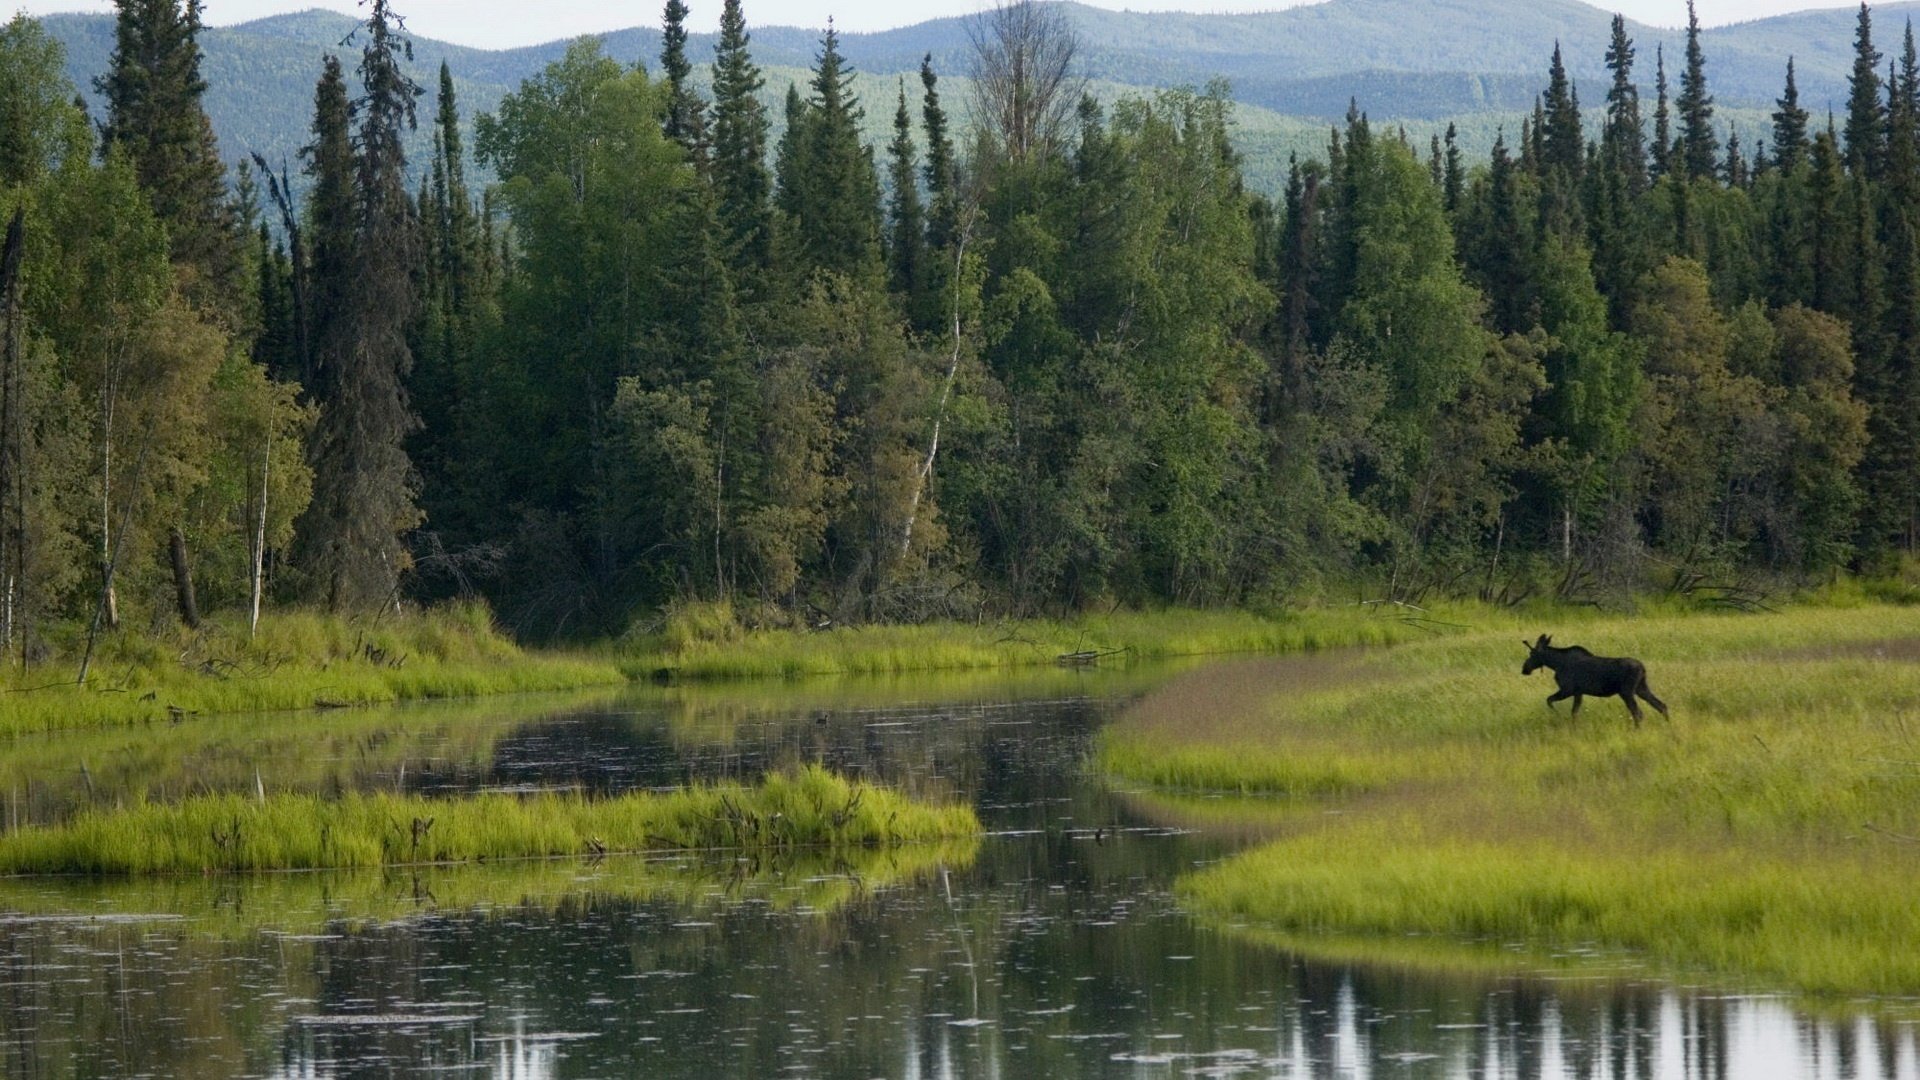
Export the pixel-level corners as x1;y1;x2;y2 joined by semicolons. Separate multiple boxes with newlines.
0;766;979;874
1098;603;1920;995
0;603;626;736
624;604;1453;681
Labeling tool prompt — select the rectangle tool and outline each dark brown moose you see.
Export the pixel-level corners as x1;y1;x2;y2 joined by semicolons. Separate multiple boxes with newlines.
1520;634;1669;726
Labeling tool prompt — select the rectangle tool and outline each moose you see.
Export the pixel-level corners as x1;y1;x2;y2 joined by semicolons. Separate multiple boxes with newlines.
1520;634;1669;726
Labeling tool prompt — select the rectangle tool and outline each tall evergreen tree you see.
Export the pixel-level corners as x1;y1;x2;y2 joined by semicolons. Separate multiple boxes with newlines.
300;1;423;610
1442;122;1463;213
1676;0;1717;178
1541;42;1583;180
1810;123;1849;314
1846;1;1885;178
1652;45;1672;178
301;54;352;396
660;0;708;164
776;23;883;282
886;80;925;303
1602;15;1646;190
709;0;772;283
920;54;959;252
95;0;240;301
1773;57;1811;172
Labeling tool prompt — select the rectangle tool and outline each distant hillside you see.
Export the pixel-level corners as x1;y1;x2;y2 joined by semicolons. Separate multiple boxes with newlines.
39;0;1893;195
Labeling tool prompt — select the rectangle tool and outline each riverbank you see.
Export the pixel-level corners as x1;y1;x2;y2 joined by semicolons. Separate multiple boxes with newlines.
0;603;627;736
1097;603;1920;995
0;602;1461;735
0;765;979;874
619;603;1460;681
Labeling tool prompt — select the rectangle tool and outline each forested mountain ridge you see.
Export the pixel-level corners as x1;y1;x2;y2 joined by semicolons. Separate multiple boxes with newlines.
38;1;1913;194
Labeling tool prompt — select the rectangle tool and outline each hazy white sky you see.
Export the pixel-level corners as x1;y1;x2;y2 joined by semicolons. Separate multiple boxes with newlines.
9;0;1873;48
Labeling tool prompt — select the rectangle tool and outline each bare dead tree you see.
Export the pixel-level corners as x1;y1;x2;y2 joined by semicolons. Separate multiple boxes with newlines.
967;0;1085;163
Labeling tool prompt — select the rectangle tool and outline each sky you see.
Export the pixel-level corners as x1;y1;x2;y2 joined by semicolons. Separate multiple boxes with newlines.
9;0;1877;48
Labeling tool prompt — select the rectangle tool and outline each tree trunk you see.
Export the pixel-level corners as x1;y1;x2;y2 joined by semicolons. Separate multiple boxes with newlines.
901;216;974;558
0;207;21;657
169;527;200;630
249;439;270;637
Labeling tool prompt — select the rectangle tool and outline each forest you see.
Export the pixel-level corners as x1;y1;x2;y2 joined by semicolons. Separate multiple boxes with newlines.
0;0;1914;650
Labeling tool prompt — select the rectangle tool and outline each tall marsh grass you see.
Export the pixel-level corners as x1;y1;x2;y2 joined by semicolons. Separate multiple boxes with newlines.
0;766;979;874
0;602;626;736
1098;603;1920;994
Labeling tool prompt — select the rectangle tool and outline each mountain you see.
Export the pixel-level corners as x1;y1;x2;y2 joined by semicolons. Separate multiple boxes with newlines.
37;0;1897;195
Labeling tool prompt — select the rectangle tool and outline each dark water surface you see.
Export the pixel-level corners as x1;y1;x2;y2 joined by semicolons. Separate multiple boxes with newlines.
1;665;1916;1079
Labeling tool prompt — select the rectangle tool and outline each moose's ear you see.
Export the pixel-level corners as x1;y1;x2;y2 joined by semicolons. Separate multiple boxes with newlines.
1540;634;1552;646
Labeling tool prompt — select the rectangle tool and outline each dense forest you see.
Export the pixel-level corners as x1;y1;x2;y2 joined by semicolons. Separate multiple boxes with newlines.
0;0;1915;649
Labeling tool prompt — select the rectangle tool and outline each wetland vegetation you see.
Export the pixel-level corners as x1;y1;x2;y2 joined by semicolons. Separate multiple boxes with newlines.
0;765;978;874
1100;603;1920;995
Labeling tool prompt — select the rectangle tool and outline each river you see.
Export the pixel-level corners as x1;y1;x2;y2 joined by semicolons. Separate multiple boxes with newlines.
0;664;1914;1078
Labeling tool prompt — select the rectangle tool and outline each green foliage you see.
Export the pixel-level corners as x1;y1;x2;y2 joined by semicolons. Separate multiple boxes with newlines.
4;3;1920;645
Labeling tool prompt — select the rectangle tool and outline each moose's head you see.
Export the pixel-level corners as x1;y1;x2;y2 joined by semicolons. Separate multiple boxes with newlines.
1521;634;1553;675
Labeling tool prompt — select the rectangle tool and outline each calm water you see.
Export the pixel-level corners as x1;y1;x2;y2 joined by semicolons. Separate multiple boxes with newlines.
1;665;1916;1079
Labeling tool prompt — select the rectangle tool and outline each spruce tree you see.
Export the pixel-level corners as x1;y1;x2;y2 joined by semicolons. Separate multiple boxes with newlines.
1869;21;1920;553
1773;57;1810;172
1443;123;1463;214
1602;15;1645;191
886;81;925;304
1652;45;1672;178
1723;126;1747;187
709;0;772;282
1810;123;1849;314
96;0;240;301
1276;154;1320;381
1676;0;1717;178
300;1;424;610
1541;43;1583;180
1846;1;1884;178
777;23;883;282
1474;132;1533;334
661;0;708;164
920;54;958;252
302;54;353;395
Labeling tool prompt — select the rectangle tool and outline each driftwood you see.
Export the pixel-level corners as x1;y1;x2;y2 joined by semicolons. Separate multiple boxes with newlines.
1056;646;1128;666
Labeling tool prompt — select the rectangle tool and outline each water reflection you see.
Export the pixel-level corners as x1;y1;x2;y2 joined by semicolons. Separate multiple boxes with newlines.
1;668;1916;1078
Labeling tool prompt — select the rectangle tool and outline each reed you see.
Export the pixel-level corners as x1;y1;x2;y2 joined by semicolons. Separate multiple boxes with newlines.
0;766;980;875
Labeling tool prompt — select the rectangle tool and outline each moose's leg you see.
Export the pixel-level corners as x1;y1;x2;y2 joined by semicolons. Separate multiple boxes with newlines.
1546;689;1573;712
1622;692;1643;727
1571;695;1584;715
1638;680;1670;719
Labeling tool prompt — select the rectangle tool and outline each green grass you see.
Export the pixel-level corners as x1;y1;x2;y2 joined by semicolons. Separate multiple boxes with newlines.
624;604;1451;681
1097;603;1920;995
0;837;981;938
0;602;627;736
0;766;980;874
